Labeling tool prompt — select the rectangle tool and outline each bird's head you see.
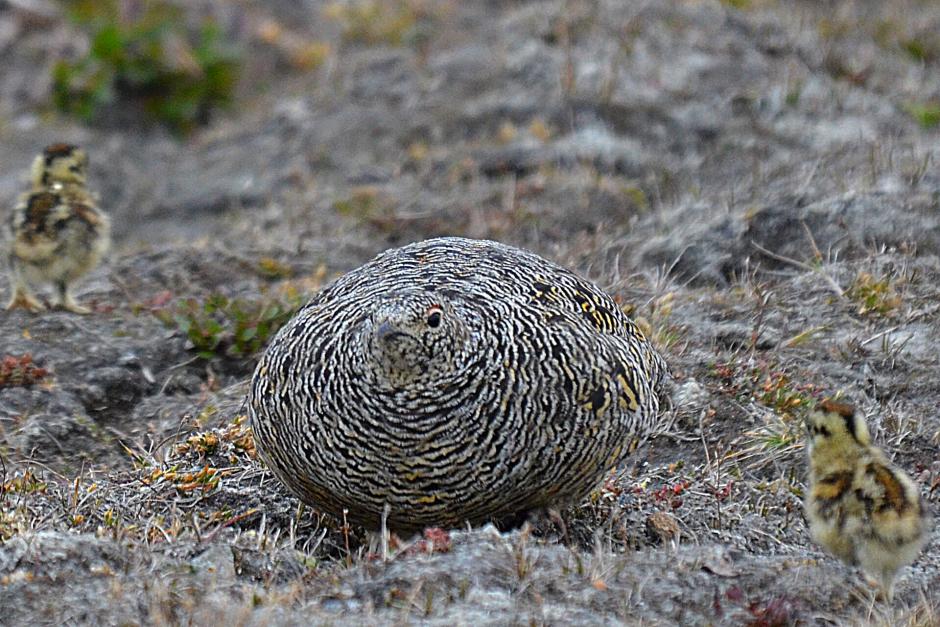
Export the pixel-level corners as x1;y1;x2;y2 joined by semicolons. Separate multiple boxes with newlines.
366;291;468;386
31;143;89;189
805;398;871;452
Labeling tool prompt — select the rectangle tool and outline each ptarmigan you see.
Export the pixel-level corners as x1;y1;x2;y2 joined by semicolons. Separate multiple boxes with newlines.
249;237;669;532
805;399;931;601
6;143;110;313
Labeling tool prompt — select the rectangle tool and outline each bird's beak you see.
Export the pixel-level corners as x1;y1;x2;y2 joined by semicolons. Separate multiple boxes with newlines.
376;322;401;342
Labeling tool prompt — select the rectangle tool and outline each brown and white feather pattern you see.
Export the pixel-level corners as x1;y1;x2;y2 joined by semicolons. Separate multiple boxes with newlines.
249;237;669;531
6;143;109;313
805;400;931;600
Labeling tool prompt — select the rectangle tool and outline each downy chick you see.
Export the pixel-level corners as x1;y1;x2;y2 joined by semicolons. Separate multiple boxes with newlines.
6;144;110;313
805;399;931;601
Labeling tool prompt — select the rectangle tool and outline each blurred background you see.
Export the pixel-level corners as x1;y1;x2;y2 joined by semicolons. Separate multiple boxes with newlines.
2;0;937;270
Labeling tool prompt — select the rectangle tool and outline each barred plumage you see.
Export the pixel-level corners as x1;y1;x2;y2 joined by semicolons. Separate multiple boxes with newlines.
248;237;669;531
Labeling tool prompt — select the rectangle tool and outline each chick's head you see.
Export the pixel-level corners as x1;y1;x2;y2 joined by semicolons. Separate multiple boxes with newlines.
31;143;89;188
806;399;871;455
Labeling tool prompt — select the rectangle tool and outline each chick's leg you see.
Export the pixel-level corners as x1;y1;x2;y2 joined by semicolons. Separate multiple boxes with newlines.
861;570;895;603
53;280;90;314
876;572;896;603
5;263;45;311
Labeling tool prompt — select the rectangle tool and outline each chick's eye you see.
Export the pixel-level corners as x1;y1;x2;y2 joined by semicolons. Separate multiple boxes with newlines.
426;309;442;328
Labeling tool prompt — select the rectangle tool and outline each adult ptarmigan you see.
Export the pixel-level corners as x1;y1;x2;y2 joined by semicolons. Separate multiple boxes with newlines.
248;237;669;532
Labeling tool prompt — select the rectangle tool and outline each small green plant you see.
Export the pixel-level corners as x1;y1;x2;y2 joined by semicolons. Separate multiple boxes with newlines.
904;101;940;130
847;271;902;317
333;187;383;220
256;257;294;279
1;469;48;496
621;185;650;213
53;0;241;133
713;360;821;469
784;80;803;107
756;371;811;417
1;469;49;541
634;292;685;352
155;292;302;360
900;36;940;63
332;186;405;232
0;354;49;388
742;370;813;464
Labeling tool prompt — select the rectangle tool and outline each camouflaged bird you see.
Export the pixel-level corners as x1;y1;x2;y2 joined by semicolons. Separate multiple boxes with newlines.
6;143;110;313
805;400;931;601
249;237;670;532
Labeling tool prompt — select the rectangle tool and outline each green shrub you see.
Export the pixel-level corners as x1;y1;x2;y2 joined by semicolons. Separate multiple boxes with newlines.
155;292;302;360
53;0;241;133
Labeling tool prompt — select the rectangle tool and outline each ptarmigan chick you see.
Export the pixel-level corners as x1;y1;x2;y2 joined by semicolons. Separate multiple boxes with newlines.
805;399;931;601
6;143;110;313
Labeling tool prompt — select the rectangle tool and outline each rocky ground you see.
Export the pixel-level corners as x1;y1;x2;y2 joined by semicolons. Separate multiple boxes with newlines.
1;0;939;624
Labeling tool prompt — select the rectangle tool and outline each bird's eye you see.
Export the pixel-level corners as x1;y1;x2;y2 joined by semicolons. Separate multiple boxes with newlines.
426;307;442;328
